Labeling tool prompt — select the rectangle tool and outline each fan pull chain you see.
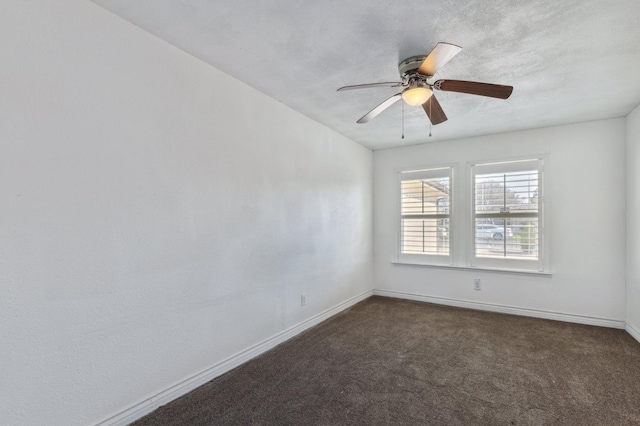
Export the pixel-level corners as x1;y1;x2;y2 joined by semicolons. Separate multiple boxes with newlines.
401;100;405;139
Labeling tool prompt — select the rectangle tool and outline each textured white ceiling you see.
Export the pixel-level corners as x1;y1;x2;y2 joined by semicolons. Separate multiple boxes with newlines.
90;0;640;150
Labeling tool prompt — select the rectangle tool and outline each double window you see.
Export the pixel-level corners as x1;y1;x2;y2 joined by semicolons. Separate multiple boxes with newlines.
398;158;546;273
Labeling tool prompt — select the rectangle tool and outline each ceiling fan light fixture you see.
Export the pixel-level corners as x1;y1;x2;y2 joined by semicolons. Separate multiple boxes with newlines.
338;42;513;126
402;85;432;106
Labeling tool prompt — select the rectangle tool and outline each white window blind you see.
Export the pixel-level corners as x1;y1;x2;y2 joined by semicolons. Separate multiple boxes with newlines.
399;167;452;263
471;159;543;271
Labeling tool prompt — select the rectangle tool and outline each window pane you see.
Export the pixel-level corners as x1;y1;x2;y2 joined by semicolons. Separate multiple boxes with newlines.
475;170;538;214
401;178;450;215
474;218;538;260
402;218;450;255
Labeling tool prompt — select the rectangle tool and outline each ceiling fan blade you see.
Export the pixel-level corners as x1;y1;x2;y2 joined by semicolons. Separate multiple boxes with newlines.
356;93;402;123
337;82;403;91
422;95;447;125
435;79;513;99
417;42;462;77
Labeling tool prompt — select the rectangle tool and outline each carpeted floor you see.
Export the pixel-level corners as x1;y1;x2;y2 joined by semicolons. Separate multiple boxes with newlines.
132;296;640;425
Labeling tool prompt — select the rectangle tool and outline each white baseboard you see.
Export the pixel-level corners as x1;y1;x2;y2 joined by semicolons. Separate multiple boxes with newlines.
373;289;626;329
95;289;374;426
95;287;633;426
626;323;640;344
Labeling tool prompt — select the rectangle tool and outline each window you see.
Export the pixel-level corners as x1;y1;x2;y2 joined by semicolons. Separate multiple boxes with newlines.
399;167;452;264
471;159;544;271
396;157;547;273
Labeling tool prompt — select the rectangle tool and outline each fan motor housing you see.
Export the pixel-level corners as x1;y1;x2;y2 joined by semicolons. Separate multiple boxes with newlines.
398;55;428;78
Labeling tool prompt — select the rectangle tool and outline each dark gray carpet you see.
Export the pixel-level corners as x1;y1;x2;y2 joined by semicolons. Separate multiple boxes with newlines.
132;296;640;425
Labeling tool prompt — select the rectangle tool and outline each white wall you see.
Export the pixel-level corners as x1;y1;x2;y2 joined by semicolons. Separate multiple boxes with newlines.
374;119;627;323
627;104;640;336
0;1;372;425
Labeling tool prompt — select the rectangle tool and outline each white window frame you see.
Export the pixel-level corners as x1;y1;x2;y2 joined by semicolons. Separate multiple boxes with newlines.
397;165;454;266
469;157;547;272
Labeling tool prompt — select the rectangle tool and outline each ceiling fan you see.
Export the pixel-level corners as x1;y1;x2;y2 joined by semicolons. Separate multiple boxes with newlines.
337;42;513;125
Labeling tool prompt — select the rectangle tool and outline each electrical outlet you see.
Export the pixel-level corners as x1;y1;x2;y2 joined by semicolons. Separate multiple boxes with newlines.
473;278;481;291
301;294;307;306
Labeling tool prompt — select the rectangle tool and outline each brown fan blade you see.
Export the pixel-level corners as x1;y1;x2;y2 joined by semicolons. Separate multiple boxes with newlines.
422;95;447;125
337;82;403;91
417;42;462;77
435;79;513;99
356;93;402;123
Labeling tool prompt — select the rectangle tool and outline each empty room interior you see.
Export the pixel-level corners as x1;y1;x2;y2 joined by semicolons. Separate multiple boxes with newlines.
3;1;640;425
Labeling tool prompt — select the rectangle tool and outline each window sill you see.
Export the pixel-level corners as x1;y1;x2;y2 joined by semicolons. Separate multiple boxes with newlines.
391;261;552;277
